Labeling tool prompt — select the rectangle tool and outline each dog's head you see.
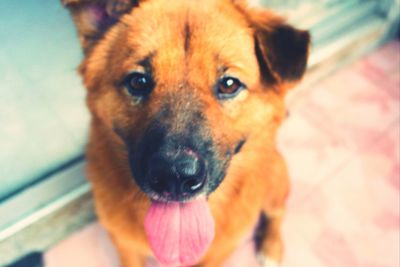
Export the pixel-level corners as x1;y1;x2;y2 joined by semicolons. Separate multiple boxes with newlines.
64;0;310;202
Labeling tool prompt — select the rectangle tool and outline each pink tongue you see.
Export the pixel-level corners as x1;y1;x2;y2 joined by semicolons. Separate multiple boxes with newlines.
144;197;215;267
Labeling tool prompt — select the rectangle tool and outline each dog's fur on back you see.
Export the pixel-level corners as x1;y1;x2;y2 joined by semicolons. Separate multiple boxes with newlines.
63;0;310;266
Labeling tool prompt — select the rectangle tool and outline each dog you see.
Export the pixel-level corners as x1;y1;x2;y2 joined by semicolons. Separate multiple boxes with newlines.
62;0;310;266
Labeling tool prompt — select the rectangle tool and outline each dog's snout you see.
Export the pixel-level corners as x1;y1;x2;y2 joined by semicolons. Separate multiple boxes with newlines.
147;148;206;199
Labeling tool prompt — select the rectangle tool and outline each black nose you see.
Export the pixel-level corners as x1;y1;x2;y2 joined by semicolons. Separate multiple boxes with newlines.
147;148;206;198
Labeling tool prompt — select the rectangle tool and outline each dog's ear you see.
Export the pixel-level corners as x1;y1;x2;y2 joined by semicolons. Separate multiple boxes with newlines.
255;23;310;88
62;0;139;52
236;4;311;90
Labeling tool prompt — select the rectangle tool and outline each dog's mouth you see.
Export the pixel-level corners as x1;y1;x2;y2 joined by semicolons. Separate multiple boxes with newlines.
124;121;243;265
139;146;236;265
144;195;215;266
128;145;218;265
128;136;244;265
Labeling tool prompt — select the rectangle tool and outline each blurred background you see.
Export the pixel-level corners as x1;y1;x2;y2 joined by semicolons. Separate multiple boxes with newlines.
0;0;399;266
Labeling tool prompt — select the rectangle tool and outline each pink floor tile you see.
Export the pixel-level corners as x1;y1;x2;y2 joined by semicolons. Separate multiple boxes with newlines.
282;231;326;267
283;122;400;267
290;68;399;152
45;223;119;267
286;41;399;153
278;112;354;205
355;41;400;99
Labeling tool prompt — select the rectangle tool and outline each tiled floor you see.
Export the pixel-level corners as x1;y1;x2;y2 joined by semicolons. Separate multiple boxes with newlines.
44;41;400;267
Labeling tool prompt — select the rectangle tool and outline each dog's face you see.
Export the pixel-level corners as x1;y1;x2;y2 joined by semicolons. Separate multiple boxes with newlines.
65;0;309;202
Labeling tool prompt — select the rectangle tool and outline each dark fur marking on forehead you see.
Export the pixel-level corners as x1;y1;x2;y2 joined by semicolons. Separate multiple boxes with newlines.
183;22;191;53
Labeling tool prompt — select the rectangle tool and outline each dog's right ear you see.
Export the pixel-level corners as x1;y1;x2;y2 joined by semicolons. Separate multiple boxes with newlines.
62;0;139;53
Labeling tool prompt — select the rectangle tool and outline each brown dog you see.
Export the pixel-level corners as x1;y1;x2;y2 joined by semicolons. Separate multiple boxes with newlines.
63;0;310;266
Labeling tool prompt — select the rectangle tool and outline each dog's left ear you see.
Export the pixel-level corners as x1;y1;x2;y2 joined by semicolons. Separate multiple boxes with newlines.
236;3;311;90
254;24;310;88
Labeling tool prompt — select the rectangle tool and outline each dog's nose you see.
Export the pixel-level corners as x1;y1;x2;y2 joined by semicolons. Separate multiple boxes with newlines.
147;148;206;198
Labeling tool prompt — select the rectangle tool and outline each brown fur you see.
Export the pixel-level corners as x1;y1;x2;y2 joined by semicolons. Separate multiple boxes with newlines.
63;0;310;266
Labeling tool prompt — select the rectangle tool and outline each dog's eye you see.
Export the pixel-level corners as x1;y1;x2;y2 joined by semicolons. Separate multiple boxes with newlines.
122;72;154;97
217;77;244;99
